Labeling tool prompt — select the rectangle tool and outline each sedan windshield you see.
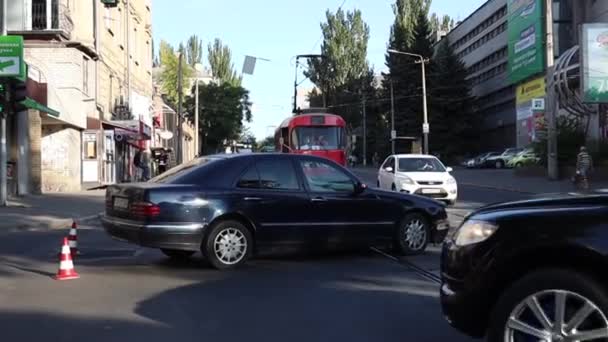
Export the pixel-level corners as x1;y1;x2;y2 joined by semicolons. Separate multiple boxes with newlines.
398;158;446;172
292;126;345;150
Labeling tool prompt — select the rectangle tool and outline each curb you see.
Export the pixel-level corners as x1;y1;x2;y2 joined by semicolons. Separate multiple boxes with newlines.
6;212;103;232
459;182;535;195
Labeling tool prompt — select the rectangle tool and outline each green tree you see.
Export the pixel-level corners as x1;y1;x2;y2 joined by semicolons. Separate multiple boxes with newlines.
384;0;432;143
428;40;478;160
184;82;252;154
207;38;241;86
305;8;370;104
159;40;194;105
186;35;203;67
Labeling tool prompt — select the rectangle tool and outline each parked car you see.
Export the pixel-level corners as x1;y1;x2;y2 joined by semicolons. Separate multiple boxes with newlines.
465;152;498;168
102;153;450;269
507;149;540;168
484;148;524;169
440;192;608;340
377;154;457;205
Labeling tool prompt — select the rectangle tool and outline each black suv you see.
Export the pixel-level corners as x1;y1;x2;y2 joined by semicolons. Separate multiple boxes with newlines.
441;192;608;341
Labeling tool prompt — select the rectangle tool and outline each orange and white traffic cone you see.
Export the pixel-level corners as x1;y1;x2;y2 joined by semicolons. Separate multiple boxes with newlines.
55;237;80;280
68;221;78;257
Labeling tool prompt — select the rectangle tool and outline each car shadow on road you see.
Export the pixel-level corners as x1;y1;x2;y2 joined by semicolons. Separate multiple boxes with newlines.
131;257;473;342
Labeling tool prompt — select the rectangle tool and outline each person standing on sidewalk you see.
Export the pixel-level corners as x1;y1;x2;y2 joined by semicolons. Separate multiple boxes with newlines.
140;148;152;181
575;146;593;190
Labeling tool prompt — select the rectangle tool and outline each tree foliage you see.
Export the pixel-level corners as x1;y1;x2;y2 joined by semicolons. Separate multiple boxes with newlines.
184;82;252;154
304;8;370;101
159;40;194;105
207;38;241;86
428;41;478;160
186;35;203;67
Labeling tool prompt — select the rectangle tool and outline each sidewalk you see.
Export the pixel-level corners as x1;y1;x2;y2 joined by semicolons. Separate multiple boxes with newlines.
452;168;608;194
0;190;105;232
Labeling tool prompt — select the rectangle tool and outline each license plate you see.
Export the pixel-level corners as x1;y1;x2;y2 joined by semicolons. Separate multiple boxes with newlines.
113;197;129;210
422;188;442;194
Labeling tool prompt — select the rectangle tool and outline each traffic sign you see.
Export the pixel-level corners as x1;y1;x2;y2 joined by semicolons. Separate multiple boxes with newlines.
0;36;24;78
391;130;396;139
422;123;430;134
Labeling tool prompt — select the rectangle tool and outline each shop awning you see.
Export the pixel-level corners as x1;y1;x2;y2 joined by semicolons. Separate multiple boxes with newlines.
20;97;60;117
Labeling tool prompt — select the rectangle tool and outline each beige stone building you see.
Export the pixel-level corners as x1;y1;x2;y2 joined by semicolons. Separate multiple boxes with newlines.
4;0;154;194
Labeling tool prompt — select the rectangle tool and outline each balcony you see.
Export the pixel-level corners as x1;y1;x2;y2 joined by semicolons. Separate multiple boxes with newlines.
7;0;73;39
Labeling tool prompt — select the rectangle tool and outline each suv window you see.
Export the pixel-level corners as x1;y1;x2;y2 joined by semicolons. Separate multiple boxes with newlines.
236;165;260;189
256;159;299;190
300;160;354;193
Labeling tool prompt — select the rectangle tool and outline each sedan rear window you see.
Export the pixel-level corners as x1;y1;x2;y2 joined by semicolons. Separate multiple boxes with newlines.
150;157;221;184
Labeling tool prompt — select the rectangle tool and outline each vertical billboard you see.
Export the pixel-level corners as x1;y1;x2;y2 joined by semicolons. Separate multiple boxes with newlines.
581;23;608;103
516;77;546;146
507;0;545;84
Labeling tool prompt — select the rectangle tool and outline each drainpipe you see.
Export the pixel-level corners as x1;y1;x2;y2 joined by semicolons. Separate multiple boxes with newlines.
93;0;103;185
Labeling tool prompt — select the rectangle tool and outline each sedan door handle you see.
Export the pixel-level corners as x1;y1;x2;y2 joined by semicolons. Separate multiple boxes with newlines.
243;197;262;202
311;197;327;203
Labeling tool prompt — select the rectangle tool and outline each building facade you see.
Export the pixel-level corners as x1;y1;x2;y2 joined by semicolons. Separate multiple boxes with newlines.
441;0;608;150
4;0;154;195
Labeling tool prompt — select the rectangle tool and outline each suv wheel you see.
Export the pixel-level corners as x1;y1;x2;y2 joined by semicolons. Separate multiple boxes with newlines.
394;213;429;255
488;268;608;341
203;220;253;270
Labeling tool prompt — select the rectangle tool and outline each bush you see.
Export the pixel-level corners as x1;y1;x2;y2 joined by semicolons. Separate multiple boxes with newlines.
533;116;608;168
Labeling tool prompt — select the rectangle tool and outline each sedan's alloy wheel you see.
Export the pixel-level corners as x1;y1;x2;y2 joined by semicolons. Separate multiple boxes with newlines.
504;289;608;342
404;219;426;251
214;227;248;265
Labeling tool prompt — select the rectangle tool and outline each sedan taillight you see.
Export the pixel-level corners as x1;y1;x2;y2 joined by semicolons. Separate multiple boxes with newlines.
130;201;161;218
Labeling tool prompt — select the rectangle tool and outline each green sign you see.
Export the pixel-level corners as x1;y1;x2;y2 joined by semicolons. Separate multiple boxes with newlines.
0;36;24;78
507;0;545;84
582;24;608;103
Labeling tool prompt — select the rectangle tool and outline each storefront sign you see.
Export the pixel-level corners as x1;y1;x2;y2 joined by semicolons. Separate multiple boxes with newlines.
0;36;24;78
507;0;545;84
581;23;608;103
516;77;546;104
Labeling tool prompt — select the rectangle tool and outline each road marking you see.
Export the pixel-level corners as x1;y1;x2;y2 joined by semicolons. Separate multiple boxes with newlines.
370;247;441;284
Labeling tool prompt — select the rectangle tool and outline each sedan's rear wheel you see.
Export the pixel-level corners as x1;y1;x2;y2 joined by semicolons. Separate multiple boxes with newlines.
488;269;608;342
203;220;252;270
395;213;429;255
161;249;195;260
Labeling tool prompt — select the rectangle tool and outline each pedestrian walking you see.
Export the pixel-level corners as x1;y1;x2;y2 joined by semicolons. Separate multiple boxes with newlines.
575;146;593;191
133;149;143;182
140;148;151;181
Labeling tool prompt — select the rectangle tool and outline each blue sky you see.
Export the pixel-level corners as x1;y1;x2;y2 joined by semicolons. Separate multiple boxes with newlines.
153;0;487;139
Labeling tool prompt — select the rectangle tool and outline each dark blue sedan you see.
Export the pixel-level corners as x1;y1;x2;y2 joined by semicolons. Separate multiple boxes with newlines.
102;153;449;269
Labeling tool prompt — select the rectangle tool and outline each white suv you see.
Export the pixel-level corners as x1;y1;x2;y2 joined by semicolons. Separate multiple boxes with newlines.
377;154;458;205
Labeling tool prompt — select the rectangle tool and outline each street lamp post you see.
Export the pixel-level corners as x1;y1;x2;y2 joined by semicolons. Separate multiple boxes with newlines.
388;49;430;155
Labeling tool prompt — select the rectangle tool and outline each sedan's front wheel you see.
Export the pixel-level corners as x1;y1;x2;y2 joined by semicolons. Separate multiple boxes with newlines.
203;220;253;270
395;213;430;255
488;268;608;342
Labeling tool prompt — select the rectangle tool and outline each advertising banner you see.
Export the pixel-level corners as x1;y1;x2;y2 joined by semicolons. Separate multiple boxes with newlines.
581;23;608;103
507;0;545;84
516;77;546;146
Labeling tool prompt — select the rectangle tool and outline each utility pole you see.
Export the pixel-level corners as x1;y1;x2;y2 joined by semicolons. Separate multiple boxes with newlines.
0;0;7;206
390;79;396;155
362;94;367;166
388;49;430;154
545;0;558;180
176;52;183;165
194;79;199;156
420;58;429;155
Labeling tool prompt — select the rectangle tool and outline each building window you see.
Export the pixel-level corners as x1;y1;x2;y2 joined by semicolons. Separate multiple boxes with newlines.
83;56;89;95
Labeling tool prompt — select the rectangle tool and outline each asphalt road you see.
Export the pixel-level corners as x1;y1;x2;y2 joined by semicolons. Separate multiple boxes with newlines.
0;171;530;342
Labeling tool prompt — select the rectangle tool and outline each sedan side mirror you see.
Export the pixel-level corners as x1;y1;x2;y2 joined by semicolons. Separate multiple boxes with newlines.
446;167;453;172
354;182;367;194
385;166;394;173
